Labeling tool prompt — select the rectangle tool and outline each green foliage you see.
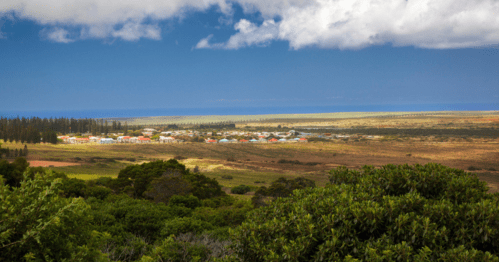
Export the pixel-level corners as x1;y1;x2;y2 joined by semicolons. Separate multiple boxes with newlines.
169;195;202;209
231;185;251;195
0;157;29;187
161;217;215;237
192;200;253;228
231;163;499;261
86;186;113;200
140;235;211;262
183;172;227;200
144;172;193;204
59;178;87;198
251;177;316;207
118;159;188;198
0;170;107;261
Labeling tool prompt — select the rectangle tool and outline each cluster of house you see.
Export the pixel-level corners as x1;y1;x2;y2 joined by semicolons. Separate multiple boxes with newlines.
58;136;152;144
58;128;379;145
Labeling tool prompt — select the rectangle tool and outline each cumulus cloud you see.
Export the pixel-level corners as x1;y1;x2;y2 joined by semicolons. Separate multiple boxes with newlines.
41;28;74;43
1;0;499;48
205;0;499;49
196;19;278;49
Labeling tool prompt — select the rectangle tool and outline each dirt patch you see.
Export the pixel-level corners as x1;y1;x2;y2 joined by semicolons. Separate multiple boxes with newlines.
29;161;81;167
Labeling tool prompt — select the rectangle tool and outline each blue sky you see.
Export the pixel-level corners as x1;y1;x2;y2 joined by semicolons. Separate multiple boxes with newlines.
1;0;498;115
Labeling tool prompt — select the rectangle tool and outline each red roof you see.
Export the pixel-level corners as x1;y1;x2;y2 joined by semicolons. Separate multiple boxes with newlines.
76;138;89;140
258;135;265;138
269;138;278;142
138;138;151;141
299;138;307;140
239;139;248;142
206;139;217;143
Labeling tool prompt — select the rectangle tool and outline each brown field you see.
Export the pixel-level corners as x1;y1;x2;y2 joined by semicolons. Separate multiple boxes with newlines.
3;135;498;193
28;161;81;167
238;114;499;129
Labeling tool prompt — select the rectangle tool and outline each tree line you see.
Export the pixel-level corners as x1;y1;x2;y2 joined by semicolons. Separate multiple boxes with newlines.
0;116;131;143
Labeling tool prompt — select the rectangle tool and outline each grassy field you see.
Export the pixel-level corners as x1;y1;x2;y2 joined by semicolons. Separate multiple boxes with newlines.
113;111;499;128
2;133;498;192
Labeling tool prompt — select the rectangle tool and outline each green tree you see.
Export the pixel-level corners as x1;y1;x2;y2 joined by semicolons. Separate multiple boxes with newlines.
231;163;499;261
117;159;189;198
0;171;108;261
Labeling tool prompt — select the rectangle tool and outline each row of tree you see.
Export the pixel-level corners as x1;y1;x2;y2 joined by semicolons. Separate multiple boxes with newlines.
0;145;28;159
0;116;135;143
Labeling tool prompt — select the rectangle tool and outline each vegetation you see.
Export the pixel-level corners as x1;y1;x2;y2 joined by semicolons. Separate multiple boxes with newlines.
0;116;130;144
231;163;499;261
2;151;499;261
230;185;251;195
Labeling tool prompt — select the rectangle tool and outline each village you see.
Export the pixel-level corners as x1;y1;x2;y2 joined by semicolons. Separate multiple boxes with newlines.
57;127;379;144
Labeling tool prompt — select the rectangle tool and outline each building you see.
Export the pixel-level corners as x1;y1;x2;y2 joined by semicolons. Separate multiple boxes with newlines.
99;138;116;144
137;137;151;144
159;136;175;143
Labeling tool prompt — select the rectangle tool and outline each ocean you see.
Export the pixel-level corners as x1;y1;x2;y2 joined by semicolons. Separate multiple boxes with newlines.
1;103;497;119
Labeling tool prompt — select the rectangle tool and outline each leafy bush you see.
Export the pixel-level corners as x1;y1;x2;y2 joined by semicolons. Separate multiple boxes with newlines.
231;163;499;261
0;171;107;261
169;195;201;209
86;186;113;200
59;177;87;198
139;235;212;262
161;217;214;237
118;159;189;198
251;177;316;207
231;185;251;195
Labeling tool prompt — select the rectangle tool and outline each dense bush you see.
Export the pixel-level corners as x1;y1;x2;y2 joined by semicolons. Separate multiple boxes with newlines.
231;185;251;194
139;235;211;262
161;217;214;237
169;195;202;209
231;163;499;261
118;159;189;198
251;177;316;207
0;171;107;261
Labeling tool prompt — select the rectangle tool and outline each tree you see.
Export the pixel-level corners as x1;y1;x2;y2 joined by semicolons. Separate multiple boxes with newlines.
117;159;189;199
231;163;499;261
0;171;108;261
24;144;28;157
144;171;193;204
251;177;316;207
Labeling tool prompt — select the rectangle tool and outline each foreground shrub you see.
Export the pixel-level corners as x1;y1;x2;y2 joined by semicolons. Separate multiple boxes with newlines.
140;233;234;262
161;217;214;237
230;163;499;261
0;170;107;261
231;185;251;195
251;177;316;207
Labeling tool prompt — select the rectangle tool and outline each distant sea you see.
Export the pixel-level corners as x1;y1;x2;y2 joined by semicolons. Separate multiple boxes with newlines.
1;103;498;119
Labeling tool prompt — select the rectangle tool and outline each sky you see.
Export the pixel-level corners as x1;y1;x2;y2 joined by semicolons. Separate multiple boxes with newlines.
1;0;498;116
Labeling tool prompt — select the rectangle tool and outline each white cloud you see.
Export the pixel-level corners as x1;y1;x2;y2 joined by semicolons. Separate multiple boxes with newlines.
216;0;499;49
226;19;279;49
1;0;499;48
111;22;161;41
41;28;74;43
196;19;278;49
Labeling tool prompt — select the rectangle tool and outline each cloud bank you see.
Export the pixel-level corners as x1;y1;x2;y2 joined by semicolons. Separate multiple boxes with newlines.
2;0;499;49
